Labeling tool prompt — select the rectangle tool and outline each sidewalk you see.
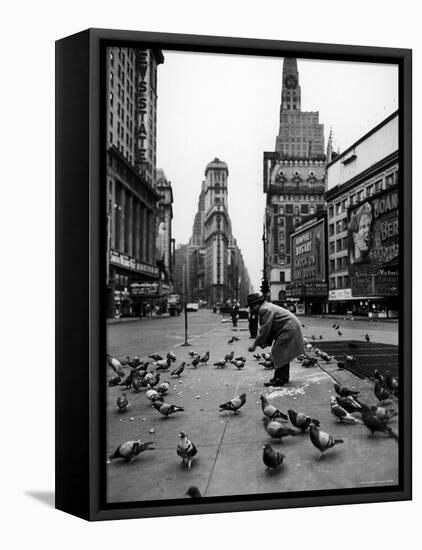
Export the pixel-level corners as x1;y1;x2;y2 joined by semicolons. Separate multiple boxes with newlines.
106;318;399;503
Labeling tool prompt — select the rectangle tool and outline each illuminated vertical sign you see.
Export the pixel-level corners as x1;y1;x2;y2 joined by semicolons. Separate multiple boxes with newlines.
135;50;150;179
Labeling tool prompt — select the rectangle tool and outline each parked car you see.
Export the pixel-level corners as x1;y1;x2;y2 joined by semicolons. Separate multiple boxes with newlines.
186;302;199;312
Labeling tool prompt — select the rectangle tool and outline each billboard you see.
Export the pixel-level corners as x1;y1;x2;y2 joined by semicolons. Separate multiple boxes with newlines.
348;186;399;296
288;218;327;297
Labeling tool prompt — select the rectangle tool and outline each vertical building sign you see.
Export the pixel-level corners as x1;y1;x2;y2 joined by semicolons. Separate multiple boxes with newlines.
135;50;150;181
348;186;399;296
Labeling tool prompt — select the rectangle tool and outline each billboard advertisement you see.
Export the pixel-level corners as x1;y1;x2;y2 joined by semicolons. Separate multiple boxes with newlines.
348;186;399;296
288;218;327;297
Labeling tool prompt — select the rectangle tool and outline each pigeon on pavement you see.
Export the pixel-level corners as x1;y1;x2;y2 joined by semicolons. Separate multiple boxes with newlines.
108;375;122;387
109;440;155;462
185;486;202;498
171;362;186;377
330;396;362;424
155;358;171;371
365;334;370;342
219;393;246;414
199;351;210;365
260;395;288;420
263;417;297;440
262;443;285;470
144;372;160;388
167;351;177;362
213;359;227;368
146;389;162;402
148;354;163;361
107;354;125;377
153;402;185;417
361;404;398;439
334;382;359;398
116;393;129;412
374;380;392;403
253;352;262;360
228;336;239;344
336;395;362;413
224;351;234;362
287;409;320;431
231;360;245;369
177;431;198;469
190;355;200;368
157;382;170;395
385;371;399;395
309;424;344;459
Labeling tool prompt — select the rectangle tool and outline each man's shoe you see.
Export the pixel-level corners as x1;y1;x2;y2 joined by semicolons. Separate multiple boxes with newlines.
264;379;285;387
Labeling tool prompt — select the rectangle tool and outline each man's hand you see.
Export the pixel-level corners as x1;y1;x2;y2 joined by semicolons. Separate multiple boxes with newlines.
248;344;256;353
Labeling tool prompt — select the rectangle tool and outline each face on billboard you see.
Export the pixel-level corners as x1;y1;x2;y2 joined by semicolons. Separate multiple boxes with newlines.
349;202;373;264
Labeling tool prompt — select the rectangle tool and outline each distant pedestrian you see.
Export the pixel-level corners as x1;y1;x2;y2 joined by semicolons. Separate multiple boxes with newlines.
248;308;258;338
231;304;239;327
247;293;304;387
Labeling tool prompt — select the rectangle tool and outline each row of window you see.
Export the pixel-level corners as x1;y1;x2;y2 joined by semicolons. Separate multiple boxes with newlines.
329;275;350;290
328;170;398;219
329;238;348;254
273;203;321;215
329;256;348;272
275;194;324;202
328;218;348;236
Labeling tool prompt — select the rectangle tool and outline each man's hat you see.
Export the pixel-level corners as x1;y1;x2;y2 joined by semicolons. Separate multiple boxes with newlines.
247;293;265;306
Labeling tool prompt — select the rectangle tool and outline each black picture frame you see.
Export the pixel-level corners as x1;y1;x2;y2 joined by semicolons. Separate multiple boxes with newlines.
55;28;412;521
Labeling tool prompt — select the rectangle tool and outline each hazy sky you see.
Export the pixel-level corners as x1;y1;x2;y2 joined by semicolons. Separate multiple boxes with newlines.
156;52;398;290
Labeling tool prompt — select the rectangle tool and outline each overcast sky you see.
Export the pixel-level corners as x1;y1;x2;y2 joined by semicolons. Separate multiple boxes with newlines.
156;52;398;291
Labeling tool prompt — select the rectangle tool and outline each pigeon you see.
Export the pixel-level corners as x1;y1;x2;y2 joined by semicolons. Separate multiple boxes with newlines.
309;424;344;459
260;395;288;420
155;358;171;371
262;443;285;470
330;396;362;424
177;431;198;469
370;405;398;422
185;486;202;498
374;380;391;403
263;417;297;440
119;370;135;388
235;356;247;362
319;351;332;362
361;404;398;439
148;354;163;361
319;335;323;340
337;331;343;336
145;389;163;403
108;375;122;387
188;351;198;357
311;335;316;340
116;393;129;412
336;395;362;413
213;359;227;368
301;358;318;368
259;360;274;370
157;382;170;395
302;323;307;328
385;371;399;395
374;369;386;386
348;342;359;349
287;409;320;431
344;354;355;363
144;372;160;388
334;382;359;398
171;362;186;377
224;351;234;362
109;440;155;462
153;402;185;417
228;336;240;344
332;324;336;328
263;352;272;361
336;360;345;369
253;352;262;360
365;334;370;342
127;356;142;368
134;361;149;373
199;351;210;365
107;355;125;377
190;355;200;368
167;351;177;362
231;360;245;370
305;343;313;351
219;393;246;414
132;376;143;392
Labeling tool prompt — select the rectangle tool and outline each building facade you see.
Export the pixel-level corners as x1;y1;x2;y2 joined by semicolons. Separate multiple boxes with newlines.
326;111;399;317
174;158;252;307
106;46;169;317
263;58;327;304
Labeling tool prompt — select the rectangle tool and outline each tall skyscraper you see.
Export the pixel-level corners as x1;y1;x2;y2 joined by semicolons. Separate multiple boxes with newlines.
263;58;327;303
174;158;252;306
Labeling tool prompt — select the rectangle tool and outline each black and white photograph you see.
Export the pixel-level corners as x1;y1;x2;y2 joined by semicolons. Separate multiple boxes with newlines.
104;45;402;504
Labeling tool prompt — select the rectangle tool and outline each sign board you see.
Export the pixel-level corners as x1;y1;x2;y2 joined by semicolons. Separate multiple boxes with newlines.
329;289;352;301
348;186;399;297
110;249;159;277
288;218;327;297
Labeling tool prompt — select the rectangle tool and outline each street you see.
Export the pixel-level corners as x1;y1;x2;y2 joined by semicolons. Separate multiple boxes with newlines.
106;310;399;503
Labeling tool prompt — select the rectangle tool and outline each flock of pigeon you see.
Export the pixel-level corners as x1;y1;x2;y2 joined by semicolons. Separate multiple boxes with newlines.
107;325;399;498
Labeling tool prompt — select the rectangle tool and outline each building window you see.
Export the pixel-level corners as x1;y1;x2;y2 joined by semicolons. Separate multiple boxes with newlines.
328;206;334;218
329;259;335;272
301;204;309;214
330;277;336;289
336;239;343;252
336;202;342;215
280;271;285;282
285;204;293;214
329;242;335;255
273;205;278;214
329;223;335;237
279;206;285;215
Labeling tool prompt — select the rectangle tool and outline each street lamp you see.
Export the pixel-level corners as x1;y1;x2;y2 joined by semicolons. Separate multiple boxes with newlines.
261;222;270;298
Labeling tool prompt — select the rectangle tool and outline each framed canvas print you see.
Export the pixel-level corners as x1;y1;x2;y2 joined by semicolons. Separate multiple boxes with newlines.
55;28;412;521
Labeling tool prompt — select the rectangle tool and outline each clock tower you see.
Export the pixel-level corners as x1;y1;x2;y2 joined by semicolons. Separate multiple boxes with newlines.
281;57;301;112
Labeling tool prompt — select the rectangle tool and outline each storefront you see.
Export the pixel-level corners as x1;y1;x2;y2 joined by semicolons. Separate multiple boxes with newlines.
130;282;172;316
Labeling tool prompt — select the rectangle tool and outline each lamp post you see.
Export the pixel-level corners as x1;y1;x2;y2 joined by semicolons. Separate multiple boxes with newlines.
261;222;270;298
